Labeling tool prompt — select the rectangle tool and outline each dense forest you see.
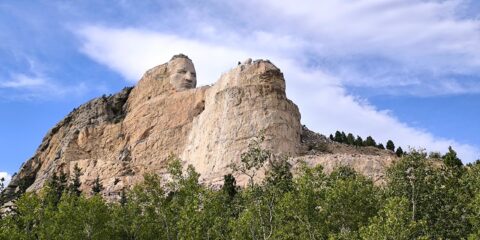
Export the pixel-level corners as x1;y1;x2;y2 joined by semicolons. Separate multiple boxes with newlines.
1;137;480;239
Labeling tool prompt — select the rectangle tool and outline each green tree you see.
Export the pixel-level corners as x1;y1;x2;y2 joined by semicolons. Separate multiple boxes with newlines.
68;164;83;196
334;131;343;143
222;174;238;202
386;140;395;151
346;133;355;145
364;136;376;147
443;146;463;168
396;147;404;157
360;197;427;240
91;176;104;195
377;143;385;150
230;135;270;187
0;177;4;193
386;149;469;238
323;167;380;235
355;136;364;147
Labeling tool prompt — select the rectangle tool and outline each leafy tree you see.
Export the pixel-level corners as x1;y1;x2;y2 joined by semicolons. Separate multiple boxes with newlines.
396;147;404;157
360;197;427;240
386;149;470;238
265;156;293;192
386;140;395;151
321;167;380;236
230;135;270;187
91;176;104;195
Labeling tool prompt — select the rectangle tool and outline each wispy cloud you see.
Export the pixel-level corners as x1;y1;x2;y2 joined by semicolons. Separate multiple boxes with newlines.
75;25;480;162
0;73;88;101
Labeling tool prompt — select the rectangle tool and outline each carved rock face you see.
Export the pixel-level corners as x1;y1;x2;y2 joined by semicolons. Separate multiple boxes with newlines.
167;57;197;90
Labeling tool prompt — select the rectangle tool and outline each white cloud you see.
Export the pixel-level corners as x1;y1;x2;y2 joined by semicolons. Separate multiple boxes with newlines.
224;0;480;95
75;25;480;162
0;73;88;101
0;172;11;187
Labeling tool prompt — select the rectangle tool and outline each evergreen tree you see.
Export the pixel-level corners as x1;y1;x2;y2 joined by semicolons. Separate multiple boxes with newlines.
443;146;463;168
69;164;83;196
0;177;4;193
222;174;237;201
91;176;104;195
334;131;343;143
119;189;127;206
346;133;355;145
355;136;364;146
386;140;395;151
329;134;334;141
396;147;404;157
377;143;385;149
341;131;347;143
365;136;376;147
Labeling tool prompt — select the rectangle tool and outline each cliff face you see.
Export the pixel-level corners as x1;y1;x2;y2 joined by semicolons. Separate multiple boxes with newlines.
3;55;395;202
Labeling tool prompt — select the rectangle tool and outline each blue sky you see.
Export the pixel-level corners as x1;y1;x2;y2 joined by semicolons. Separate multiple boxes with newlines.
1;0;480;184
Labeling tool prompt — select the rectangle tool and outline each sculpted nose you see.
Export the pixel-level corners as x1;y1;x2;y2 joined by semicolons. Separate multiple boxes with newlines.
185;72;193;81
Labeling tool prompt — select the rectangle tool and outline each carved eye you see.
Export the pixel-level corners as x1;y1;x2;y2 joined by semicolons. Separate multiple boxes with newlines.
191;73;196;77
177;70;187;74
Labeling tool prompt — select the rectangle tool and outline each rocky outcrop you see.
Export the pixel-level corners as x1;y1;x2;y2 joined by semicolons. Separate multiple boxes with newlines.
2;55;396;203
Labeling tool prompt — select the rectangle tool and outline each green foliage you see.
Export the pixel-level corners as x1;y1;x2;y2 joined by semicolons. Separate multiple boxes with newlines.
0;177;4;193
91;176;104;195
360;197;427;240
230;134;270;187
386;140;395;151
68;164;83;196
396;147;404;157
1;145;478;239
364;136;376;147
222;174;238;201
355;136;363;146
443;146;463;168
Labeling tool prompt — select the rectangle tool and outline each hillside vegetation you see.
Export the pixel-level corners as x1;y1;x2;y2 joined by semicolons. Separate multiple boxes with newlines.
1;141;479;240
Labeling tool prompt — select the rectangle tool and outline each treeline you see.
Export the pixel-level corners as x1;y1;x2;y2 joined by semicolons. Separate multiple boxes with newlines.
1;140;479;239
329;131;404;156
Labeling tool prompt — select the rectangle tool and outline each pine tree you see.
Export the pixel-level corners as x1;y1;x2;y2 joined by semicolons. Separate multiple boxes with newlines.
0;177;4;192
355;136;364;146
386;140;395;152
222;174;237;201
365;136;376;147
91;176;104;195
329;134;334;141
119;189;127;206
334;131;343;143
443;146;463;167
396;147;404;157
347;133;355;145
69;163;83;196
377;143;385;149
341;131;348;143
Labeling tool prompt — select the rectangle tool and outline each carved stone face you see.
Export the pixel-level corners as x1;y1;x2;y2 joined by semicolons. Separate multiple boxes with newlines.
167;57;197;90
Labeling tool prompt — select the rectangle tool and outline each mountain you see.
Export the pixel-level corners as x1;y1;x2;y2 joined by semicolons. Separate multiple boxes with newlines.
2;55;397;203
